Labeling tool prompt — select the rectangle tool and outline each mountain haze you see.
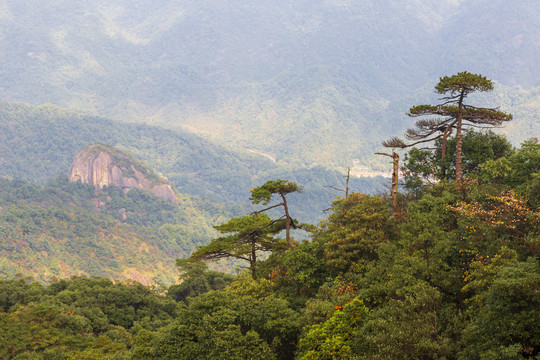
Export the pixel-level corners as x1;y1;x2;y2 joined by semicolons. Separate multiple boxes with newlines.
0;102;383;223
1;0;538;168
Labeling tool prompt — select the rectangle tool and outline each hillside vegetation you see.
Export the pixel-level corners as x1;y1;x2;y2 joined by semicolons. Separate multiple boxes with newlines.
0;177;221;285
0;101;384;223
0;102;385;285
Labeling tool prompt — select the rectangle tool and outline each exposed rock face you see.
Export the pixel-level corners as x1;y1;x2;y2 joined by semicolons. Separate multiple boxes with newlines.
69;144;177;202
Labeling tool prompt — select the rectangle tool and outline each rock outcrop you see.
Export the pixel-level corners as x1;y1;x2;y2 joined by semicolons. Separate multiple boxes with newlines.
69;144;177;202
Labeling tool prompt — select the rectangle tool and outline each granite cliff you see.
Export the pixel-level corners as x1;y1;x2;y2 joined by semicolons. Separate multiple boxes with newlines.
69;144;177;202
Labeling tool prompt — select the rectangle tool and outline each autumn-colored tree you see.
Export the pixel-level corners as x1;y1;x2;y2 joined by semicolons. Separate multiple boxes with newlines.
449;189;540;255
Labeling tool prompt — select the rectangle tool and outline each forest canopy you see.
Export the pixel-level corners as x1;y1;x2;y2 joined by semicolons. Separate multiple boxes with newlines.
1;130;539;359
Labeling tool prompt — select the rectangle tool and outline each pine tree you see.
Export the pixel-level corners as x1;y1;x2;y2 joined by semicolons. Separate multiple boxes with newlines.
385;72;512;189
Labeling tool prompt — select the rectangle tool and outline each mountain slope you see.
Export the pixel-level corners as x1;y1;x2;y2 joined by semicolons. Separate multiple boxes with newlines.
0;101;385;224
0;101;272;203
0;177;218;285
1;0;538;168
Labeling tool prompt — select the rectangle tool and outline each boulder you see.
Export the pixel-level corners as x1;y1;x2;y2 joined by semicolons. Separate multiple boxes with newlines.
69;144;178;202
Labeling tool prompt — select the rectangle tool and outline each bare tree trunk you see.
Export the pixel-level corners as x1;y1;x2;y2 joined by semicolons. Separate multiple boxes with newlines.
376;151;400;215
345;167;350;198
440;125;453;180
392;152;399;213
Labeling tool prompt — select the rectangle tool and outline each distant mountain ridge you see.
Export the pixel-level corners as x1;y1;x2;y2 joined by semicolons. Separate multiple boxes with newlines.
1;0;538;168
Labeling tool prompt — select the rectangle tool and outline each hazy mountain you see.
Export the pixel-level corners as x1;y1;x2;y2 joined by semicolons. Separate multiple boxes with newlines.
0;101;384;224
0;101;385;282
0;0;538;168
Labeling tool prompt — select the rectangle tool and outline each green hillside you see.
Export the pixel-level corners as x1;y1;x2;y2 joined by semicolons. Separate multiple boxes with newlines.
0;101;385;284
0;101;271;202
0;2;538;357
0;177;222;285
0;101;384;223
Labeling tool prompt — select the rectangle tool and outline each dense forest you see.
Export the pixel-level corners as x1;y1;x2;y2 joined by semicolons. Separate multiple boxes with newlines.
0;176;223;285
1;126;539;358
1;73;539;358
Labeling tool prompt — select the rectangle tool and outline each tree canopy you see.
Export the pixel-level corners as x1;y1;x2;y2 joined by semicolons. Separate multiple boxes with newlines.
250;179;304;249
186;213;289;277
385;71;512;189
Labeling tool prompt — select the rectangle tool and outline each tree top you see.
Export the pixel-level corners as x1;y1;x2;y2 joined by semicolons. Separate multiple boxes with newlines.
214;213;280;234
250;179;300;205
409;105;512;123
435;71;493;95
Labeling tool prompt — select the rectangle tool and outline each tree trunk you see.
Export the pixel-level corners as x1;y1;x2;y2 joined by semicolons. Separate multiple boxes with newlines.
455;92;465;190
440;125;453;180
250;239;257;278
345;167;350;198
376;151;400;215
392;152;399;214
280;191;296;250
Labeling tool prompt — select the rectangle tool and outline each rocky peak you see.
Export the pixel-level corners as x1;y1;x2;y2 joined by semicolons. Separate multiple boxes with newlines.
69;144;177;202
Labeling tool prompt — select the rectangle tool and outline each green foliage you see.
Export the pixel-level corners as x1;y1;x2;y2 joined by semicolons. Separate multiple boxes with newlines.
257;237;329;305
0;104;538;360
187;213;289;277
356;282;446;359
442;130;514;179
401;72;512;189
507;138;540;189
249;179;307;249
401;147;436;195
435;71;494;94
45;277;178;331
459;258;540;359
147;286;299;360
167;260;234;302
0;276;175;359
323;193;393;274
297;298;369;360
0;177;216;285
398;185;461;286
402;130;515;191
479;137;540;204
0;279;44;312
250;180;300;206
